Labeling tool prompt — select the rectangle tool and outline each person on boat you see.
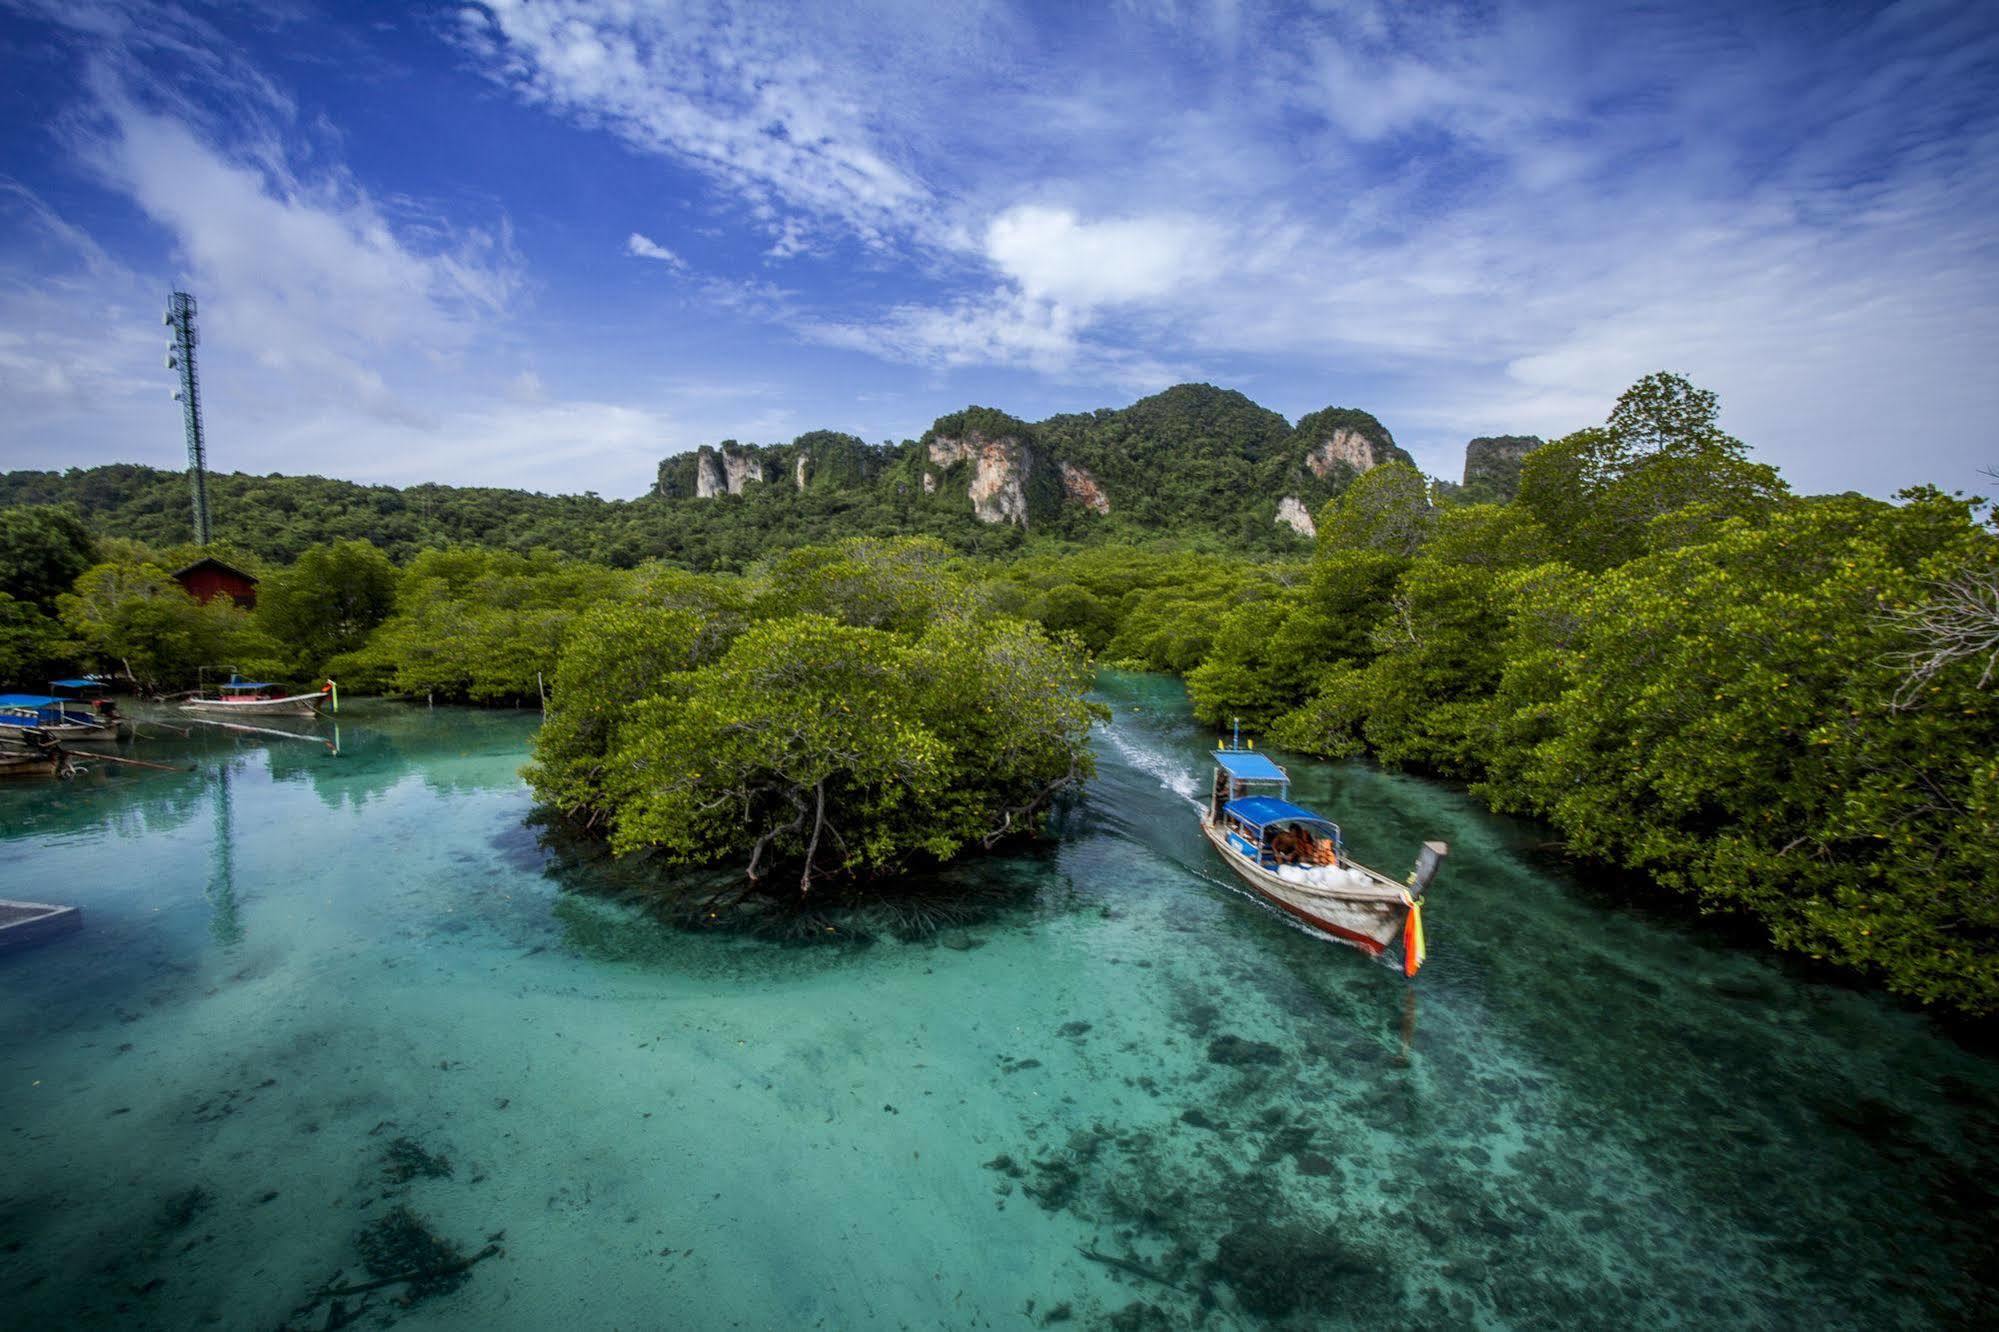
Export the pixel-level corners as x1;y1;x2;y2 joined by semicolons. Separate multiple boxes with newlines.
1270;826;1308;865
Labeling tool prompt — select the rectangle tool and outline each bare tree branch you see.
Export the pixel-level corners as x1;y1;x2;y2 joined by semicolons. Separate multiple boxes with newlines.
1884;562;1999;708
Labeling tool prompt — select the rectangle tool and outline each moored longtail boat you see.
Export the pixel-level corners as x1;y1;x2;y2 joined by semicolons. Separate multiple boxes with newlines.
182;676;335;719
49;676;125;725
1199;738;1445;975
0;694;123;741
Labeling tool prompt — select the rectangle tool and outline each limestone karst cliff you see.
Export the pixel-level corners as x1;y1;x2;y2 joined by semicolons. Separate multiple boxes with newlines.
926;432;1032;527
686;443;767;498
652;384;1525;544
1059;461;1110;515
656;430;884;500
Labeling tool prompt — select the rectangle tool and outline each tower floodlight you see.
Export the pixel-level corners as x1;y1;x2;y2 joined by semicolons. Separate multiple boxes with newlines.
163;290;211;544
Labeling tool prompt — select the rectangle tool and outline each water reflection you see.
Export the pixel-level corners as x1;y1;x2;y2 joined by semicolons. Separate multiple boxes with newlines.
206;763;242;947
0;702;543;843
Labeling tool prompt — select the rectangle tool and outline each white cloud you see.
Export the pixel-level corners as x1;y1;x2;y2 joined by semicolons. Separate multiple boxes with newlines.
625;231;683;266
802;287;1189;396
984;206;1220;308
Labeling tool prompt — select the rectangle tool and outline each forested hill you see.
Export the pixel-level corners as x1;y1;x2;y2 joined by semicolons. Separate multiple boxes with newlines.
1;384;1459;569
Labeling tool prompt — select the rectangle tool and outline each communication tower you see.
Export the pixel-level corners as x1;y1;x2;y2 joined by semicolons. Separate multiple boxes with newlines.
163;290;211;544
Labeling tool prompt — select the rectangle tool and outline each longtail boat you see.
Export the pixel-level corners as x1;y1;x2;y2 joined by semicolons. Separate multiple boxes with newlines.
1199;738;1445;976
0;694;123;741
182;677;335;718
47;676;127;730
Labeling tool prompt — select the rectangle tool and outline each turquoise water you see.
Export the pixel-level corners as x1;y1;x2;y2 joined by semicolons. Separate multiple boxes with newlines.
3;673;1997;1329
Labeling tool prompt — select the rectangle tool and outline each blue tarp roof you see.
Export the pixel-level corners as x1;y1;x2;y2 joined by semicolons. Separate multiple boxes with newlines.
0;694;64;709
1222;796;1333;830
1215;749;1288;781
49;678;105;689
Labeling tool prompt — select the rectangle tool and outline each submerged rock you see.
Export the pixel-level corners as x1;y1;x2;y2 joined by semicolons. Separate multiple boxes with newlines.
1106;1301;1175;1330
1206;1035;1283;1067
356;1206;469;1301
381;1137;453;1184
152;1187;210;1234
1209;1223;1383;1318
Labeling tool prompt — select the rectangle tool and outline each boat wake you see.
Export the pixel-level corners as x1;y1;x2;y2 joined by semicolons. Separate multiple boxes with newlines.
1101;723;1203;808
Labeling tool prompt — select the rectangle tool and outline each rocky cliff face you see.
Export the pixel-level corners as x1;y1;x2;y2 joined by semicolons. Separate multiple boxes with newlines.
928;433;1033;526
659;431;886;500
1265;407;1416;527
722;448;764;494
1306;427;1385;477
1275;496;1316;538
690;443;766;497
1059;461;1110;515
693;447;726;499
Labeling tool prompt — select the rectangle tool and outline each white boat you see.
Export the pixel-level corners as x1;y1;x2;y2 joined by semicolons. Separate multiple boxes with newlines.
181;677;333;718
1199;743;1445;974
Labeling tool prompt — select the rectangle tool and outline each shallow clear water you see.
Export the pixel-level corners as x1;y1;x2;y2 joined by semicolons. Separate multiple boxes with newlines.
3;674;1997;1329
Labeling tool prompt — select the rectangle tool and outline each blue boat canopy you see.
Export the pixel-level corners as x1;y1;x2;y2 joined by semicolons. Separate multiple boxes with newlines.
49;678;105;689
1222;796;1334;830
0;694;64;709
1214;750;1288;782
221;681;277;690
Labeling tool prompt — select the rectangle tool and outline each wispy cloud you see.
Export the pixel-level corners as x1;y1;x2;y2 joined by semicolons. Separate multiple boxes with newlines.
626;231;684;267
75;82;519;414
459;0;943;253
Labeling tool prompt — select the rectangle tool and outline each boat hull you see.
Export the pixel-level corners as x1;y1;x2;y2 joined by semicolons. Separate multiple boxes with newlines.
0;719;121;741
1200;817;1408;954
182;695;323;718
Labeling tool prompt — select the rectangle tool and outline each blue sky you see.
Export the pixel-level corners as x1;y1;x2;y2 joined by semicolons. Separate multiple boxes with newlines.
1;0;1995;499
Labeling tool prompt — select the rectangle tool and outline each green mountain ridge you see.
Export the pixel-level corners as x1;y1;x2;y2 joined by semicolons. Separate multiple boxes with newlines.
3;383;1461;569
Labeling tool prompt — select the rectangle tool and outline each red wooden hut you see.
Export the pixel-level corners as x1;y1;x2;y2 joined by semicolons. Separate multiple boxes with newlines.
171;557;259;609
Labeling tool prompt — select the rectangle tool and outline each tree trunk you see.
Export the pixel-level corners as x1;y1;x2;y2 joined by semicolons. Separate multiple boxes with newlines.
799;780;826;896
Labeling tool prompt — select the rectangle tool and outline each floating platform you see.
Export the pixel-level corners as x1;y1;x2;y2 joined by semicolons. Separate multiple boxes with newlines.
0;899;82;952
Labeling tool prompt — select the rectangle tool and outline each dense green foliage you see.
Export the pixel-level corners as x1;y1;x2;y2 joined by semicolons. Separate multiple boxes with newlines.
256;539;400;675
0;592;64;686
524;538;1102;895
329;548;630;703
0;505;98;608
0;506;98;683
